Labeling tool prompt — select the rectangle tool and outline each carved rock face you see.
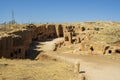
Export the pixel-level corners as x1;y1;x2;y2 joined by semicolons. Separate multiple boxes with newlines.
0;24;65;59
66;26;74;32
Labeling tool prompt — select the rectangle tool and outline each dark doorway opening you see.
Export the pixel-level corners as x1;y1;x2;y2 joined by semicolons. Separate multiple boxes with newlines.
108;50;112;54
58;25;63;37
10;53;13;57
115;49;120;54
90;46;94;51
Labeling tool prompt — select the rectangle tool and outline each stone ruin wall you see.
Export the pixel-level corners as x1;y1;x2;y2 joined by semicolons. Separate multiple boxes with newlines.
63;24;120;55
0;23;120;59
0;24;64;59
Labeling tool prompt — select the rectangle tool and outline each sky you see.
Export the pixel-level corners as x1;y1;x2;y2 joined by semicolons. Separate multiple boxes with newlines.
0;0;120;23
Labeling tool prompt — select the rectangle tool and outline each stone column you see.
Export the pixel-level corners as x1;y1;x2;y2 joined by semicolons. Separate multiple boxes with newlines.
68;32;72;43
74;61;80;74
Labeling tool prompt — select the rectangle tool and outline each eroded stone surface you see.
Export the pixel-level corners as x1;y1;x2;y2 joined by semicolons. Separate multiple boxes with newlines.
1;22;120;58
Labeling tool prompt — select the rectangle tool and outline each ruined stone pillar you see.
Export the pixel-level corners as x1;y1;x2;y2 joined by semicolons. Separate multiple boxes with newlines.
68;32;72;43
76;37;80;43
74;61;80;74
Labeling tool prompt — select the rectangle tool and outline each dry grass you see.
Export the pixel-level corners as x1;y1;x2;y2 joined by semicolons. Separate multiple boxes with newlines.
0;54;81;80
0;24;20;31
105;54;120;61
87;22;120;44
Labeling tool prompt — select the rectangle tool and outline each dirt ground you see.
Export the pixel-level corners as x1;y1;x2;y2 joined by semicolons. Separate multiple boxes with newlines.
0;38;84;80
0;54;85;80
36;38;120;80
1;38;120;80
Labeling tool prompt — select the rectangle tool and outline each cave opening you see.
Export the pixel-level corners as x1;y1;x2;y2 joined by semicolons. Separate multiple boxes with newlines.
90;46;94;51
108;50;112;54
115;49;120;54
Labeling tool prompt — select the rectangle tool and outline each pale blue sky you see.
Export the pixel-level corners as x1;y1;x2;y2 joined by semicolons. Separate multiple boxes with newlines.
0;0;120;23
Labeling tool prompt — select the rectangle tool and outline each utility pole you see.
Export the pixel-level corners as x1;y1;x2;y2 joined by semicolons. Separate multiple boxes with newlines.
11;10;15;24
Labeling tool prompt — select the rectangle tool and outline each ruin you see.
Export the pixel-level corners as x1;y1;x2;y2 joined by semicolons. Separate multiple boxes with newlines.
0;24;64;58
0;22;120;59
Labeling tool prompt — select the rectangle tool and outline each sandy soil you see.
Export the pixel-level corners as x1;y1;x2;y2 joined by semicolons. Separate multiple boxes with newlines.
37;38;120;80
0;38;84;80
1;38;120;80
0;54;82;80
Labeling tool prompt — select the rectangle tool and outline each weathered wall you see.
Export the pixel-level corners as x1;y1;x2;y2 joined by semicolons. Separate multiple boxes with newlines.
0;24;64;59
56;24;64;37
63;24;118;55
1;22;120;59
0;35;13;58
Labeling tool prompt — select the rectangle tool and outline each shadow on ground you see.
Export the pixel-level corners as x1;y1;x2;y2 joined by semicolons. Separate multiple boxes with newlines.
25;40;44;60
79;71;86;74
25;39;54;60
